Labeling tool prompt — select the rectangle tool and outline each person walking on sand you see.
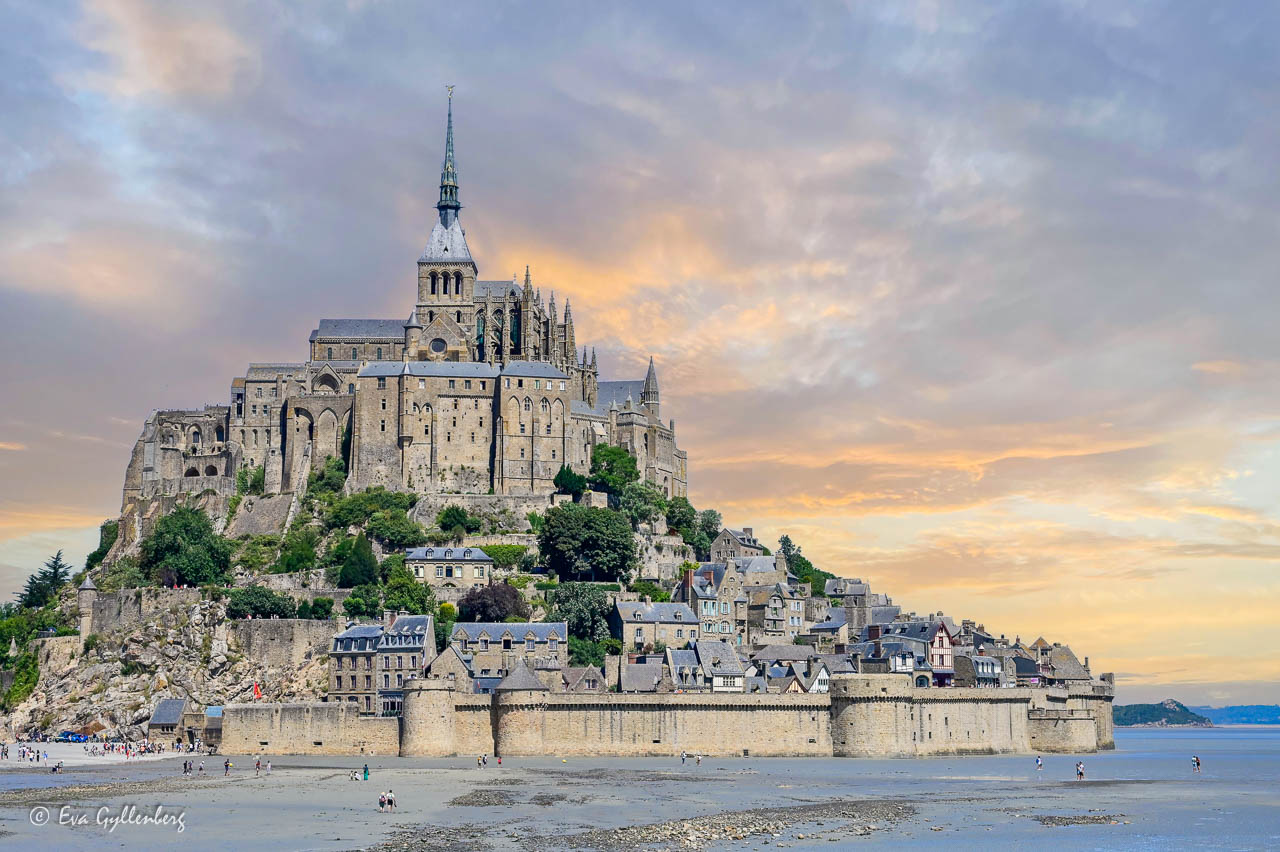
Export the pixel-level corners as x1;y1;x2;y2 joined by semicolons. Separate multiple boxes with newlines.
255;757;261;777
266;760;271;776
1193;755;1201;773
199;760;205;776
378;792;386;813
681;751;687;765
1036;756;1042;771
224;758;231;777
695;754;701;766
363;763;369;781
387;789;396;811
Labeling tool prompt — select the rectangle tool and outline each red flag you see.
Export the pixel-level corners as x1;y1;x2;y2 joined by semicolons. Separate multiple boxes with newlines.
253;682;262;700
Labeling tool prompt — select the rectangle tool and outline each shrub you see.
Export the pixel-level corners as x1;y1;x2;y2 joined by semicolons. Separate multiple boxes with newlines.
140;507;232;587
236;535;281;574
85;520;119;572
538;503;637;583
343;584;382;619
535;581;559;591
310;597;334;620
338;533;378;588
306;456;347;497
457;584;530;623
436;504;481;534
1;653;39;710
328;488;416;530
479;544;527;570
296;600;313;619
225;586;297;619
553;464;587;498
83;633;100;653
367;509;427;548
629;580;669;603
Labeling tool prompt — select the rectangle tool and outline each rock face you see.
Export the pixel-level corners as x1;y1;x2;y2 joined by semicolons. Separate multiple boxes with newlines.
2;597;330;740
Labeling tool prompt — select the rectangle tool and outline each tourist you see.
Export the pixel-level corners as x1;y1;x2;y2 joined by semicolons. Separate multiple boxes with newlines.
1193;755;1201;773
496;756;501;766
695;754;701;766
363;763;369;781
266;759;272;775
482;754;487;767
378;792;387;813
255;757;261;777
681;751;687;765
387;789;396;811
224;758;232;777
199;760;205;776
1035;756;1042;771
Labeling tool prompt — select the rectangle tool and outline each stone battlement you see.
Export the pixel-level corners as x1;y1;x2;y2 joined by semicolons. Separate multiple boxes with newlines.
221;672;1114;758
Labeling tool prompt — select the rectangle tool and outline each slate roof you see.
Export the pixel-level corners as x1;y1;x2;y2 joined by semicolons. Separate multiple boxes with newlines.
501;361;569;379
385;614;434;638
474;280;524;300
570;399;607;418
405;546;494;562
495;659;547;692
418;219;474;264
78;575;97;591
1048;645;1091;681
245;362;307;379
695;640;744;676
562;666;604;691
736;556;782;575
824;578;868;597
148;698;187;727
310;319;407;342
615;602;696;624
452;622;567;642
332;624;383;652
809;608;848;633
751;644;817;663
744;676;769;694
620;661;664;692
723;528;761;548
597;380;645;408
358;361;500;378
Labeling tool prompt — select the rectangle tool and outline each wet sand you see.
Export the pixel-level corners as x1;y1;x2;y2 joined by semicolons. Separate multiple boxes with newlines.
0;729;1274;850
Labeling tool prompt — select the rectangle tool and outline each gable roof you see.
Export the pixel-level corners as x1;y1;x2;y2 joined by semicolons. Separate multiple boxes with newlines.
310;319;407;342
358;361;500;378
615;602;696;624
620;661;664;692
149;698;187;726
405;546;494;562
597;380;645;408
452;622;566;642
502;361;569;379
474;280;524;300
695;640;744;676
419;218;474;265
824;577;868;597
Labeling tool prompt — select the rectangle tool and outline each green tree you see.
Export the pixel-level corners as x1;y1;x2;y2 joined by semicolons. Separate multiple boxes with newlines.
553;464;587;499
19;551;72;609
380;552;405;583
619;481;667;530
343;584;382;618
538;503;637;583
98;556;145;592
306;456;347;497
588;444;639;496
776;534;833;596
140;507;232;587
479;545;527;571
274;527;319;574
683;527;712;562
628;580;670;603
296;599;313;619
248;464;267;495
665;497;696;534
457;584;530;623
328;488;416;530
367;509;428;548
310;597;334;619
85;520;119;572
568;636;606;667
548;582;612;641
526;511;545;534
225;586;296;619
696;509;722;544
338;533;379;588
382;565;436;615
322;536;356;586
436;504;482;535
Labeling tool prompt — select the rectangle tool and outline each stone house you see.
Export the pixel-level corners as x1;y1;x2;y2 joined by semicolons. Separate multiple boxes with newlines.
610;602;699;651
147;698;187;741
404;545;494;590
804;607;850;650
663;640;745;693
376;613;436;715
745;583;807;644
450;621;567;677
424;643;476;689
328;624;382;712
709;527;765;561
954;652;1001;687
559;666;606;693
673;564;748;644
874;620;955;686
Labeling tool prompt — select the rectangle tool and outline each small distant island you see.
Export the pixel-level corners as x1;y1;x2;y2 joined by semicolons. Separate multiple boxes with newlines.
1190;705;1280;725
1114;699;1212;727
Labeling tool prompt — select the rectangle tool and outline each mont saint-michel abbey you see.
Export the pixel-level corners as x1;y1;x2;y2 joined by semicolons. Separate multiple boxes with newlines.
120;97;687;523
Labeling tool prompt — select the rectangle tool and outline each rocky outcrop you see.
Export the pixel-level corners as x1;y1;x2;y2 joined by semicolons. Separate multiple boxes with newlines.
2;597;330;740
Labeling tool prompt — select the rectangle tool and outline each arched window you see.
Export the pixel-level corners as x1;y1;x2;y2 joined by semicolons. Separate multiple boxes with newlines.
348;383;354;394
204;464;218;476
476;313;485;352
215;425;224;443
191;428;201;446
184;467;199;477
428;310;435;322
252;429;259;447
644;434;649;454
454;271;462;294
540;398;550;413
523;398;532;412
456;310;462;323
376;347;382;360
430;271;438;295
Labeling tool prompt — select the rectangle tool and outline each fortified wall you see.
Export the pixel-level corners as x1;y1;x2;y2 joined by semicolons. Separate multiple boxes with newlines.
222;672;1113;758
85;588;204;637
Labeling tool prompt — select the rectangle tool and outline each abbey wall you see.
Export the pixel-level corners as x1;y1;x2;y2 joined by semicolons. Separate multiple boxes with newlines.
221;672;1113;758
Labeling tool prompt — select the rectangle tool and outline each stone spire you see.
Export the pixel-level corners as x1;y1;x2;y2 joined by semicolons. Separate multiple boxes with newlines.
641;356;659;416
437;87;461;228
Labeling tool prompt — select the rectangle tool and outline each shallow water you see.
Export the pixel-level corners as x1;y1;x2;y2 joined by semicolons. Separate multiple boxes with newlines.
0;727;1275;850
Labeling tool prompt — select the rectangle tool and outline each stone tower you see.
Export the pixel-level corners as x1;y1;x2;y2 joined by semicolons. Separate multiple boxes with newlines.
492;659;548;756
399;678;457;756
77;574;98;637
641;356;660;418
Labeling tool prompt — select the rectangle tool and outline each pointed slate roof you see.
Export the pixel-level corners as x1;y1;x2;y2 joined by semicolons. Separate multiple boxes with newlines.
495;659;548;692
78;575;97;591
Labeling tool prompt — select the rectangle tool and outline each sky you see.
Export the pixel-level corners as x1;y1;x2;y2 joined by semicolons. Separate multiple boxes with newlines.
1;0;1278;706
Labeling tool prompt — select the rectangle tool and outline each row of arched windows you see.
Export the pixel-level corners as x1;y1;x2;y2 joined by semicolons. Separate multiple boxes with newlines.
429;270;464;296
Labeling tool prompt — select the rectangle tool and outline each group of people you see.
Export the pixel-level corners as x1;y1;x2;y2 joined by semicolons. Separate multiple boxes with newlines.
349;763;370;781
181;759;205;776
475;753;499;768
378;789;397;812
680;751;702;766
4;744;47;763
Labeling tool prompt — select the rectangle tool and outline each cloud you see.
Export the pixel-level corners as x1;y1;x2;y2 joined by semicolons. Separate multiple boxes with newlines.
0;442;25;451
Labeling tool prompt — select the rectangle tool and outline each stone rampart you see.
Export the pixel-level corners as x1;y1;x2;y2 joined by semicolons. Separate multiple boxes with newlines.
228;619;335;668
88;588;204;636
1027;710;1099;753
221;702;398;755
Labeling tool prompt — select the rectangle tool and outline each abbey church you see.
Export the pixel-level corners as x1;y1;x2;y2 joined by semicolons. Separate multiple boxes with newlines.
119;96;687;523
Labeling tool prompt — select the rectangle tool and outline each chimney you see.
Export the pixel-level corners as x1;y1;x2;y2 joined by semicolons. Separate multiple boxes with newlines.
743;527;753;539
873;639;882;658
1084;656;1090;671
683;567;694;599
383;610;396;628
868;625;882;641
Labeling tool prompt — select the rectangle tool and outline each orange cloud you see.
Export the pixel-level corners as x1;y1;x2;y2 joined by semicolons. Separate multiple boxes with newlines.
0;442;25;451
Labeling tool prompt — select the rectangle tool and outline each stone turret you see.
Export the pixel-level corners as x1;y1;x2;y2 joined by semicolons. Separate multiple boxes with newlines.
400;678;457;756
492;659;548;757
77;575;98;637
641;356;660;418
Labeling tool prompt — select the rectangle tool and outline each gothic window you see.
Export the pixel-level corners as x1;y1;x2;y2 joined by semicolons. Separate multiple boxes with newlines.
523;398;532;412
252;429;258;446
430;271;438;295
456;310;462;323
454;271;462;294
376;347;383;359
540;398;550;413
327;347;333;360
351;347;358;360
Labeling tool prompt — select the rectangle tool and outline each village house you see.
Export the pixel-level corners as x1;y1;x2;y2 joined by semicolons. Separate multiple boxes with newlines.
328;624;382;712
147;698;187;741
450;621;567;677
610;601;699;650
953;652;1002;687
870;620;955;686
663;640;745;693
404;545;494;590
709;527;766;561
672;563;748;644
376;613;435;715
745;583;807;644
